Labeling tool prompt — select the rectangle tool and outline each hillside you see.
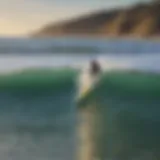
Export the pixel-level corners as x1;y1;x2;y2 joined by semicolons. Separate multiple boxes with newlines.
33;2;160;38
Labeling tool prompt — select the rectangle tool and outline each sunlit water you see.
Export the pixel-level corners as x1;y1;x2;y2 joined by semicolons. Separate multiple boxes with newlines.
0;37;159;160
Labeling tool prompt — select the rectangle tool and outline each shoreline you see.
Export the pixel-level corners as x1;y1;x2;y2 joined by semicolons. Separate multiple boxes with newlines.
31;34;160;42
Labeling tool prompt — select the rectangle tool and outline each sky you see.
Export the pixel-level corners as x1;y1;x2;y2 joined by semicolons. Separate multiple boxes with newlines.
0;0;151;36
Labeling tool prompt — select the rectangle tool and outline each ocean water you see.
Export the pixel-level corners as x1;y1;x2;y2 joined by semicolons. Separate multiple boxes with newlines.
0;37;160;160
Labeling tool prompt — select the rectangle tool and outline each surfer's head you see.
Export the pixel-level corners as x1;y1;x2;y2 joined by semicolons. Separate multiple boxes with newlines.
90;60;101;75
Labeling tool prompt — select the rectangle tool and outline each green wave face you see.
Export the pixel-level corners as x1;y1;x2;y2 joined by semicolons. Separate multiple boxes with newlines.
0;68;78;129
0;68;78;91
77;71;160;160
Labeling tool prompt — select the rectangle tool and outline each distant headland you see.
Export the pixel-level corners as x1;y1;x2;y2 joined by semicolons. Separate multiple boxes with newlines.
32;1;160;38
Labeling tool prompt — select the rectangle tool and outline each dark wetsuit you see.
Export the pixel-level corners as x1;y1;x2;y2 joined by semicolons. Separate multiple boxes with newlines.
90;60;101;76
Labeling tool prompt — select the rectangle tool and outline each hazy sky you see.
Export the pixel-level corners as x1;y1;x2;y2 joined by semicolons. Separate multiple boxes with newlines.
0;0;150;36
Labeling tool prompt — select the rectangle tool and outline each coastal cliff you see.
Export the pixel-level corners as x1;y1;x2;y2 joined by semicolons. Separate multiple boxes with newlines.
33;2;160;38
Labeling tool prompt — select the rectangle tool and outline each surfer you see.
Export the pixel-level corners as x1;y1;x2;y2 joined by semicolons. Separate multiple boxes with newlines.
77;60;101;101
